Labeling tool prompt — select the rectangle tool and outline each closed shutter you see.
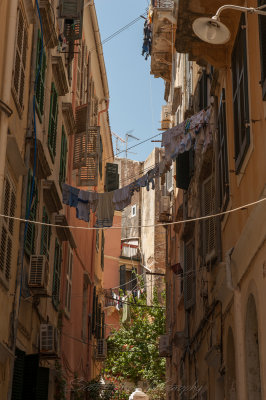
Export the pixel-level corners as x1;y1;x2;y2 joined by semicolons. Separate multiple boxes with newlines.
35;368;49;400
92;286;96;334
184;240;195;310
105;163;119;192
0;173;16;280
258;0;266;99
36;30;46;117
22;354;39;398
80;43;87;104
59;126;67;187
76;127;100;187
120;265;126;293
52;239;62;308
13;7;28;112
48;83;58;161
232;13;250;173
65;248;73;314
11;348;25;400
59;0;83;19
40;207;51;259
24;170;38;256
201;175;217;263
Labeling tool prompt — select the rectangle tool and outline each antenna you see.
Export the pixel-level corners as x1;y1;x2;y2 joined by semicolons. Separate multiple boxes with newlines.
125;131;139;183
111;131;126;156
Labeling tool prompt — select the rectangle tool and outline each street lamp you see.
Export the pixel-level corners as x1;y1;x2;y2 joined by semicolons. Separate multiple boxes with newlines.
192;4;266;44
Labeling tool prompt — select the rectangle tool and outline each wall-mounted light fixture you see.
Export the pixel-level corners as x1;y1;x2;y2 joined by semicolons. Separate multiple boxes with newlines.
192;4;266;44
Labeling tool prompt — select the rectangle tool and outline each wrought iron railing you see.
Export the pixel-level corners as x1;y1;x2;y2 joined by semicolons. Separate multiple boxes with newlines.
151;0;174;8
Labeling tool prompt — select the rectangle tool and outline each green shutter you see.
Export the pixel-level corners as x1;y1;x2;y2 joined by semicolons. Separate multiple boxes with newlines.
59;126;67;187
40;207;51;258
11;348;25;400
105;163;119;192
48;83;58;161
52;239;62;308
36;30;46;118
24;170;38;256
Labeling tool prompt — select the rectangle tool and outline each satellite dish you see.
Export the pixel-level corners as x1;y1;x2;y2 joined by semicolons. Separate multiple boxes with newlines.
192;17;231;44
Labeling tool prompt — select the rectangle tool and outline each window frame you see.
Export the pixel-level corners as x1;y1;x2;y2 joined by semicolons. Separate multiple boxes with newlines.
35;30;46;120
24;170;38;257
131;205;137;217
52;239;62;309
40;206;51;259
65;247;73;316
48;82;58;162
231;13;250;174
59;126;68;188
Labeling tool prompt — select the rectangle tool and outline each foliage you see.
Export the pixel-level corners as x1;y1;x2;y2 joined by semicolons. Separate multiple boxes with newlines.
146;382;166;400
54;361;67;400
104;290;166;387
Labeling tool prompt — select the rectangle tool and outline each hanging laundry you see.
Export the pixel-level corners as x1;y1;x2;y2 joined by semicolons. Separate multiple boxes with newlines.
95;191;115;228
142;19;152;60
62;183;80;207
76;190;99;223
122;301;131;323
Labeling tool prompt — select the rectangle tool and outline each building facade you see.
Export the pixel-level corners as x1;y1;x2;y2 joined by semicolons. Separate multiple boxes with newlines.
148;0;266;399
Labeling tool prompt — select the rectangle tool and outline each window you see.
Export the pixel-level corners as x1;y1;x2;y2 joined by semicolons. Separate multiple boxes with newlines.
232;13;250;173
120;265;137;293
0;173;16;282
184;239;195;310
52;239;62;308
35;30;46;118
12;6;28;113
24;170;38;256
132;205;136;217
65;247;73;315
199;70;208;110
217;89;229;212
258;0;266;100
48;82;58;161
59;126;67;187
176;148;194;191
40;207;51;259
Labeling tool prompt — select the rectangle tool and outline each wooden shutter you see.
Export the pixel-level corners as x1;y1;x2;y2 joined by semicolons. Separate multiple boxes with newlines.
52;239;62;308
40;207;51;259
120;265;126;293
59;126;67;187
76;126;100;187
36;30;46;117
0;174;16;280
258;0;266;99
201;175;217;263
13;7;28;111
105;163;119;192
11;348;25;400
24;171;38;256
48;83;58;161
59;0;83;19
232;13;250;173
184;240;195;310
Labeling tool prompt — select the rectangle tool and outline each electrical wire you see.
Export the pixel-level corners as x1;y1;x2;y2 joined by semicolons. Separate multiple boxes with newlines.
2;197;265;231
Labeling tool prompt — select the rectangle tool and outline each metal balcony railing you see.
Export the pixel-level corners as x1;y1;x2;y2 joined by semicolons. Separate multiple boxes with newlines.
152;0;174;8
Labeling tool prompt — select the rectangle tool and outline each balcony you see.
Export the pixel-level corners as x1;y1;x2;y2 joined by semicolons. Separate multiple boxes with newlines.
39;0;58;48
150;0;177;82
175;0;246;67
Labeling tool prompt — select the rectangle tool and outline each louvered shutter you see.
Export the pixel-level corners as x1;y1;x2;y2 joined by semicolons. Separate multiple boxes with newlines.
59;0;83;19
258;0;266;99
77;127;100;187
13;7;28;111
22;354;39;398
36;30;46;117
92;286;96;334
52;239;62;308
120;265;126;293
201;175;217;263
35;368;49;400
59;126;67;187
24;170;38;256
0;174;16;280
105;163;119;192
184;240;195;310
64;17;83;42
48;83;58;161
40;207;51;259
11;348;25;400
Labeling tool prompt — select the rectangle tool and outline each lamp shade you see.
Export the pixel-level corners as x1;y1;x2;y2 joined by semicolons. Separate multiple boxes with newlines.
192;17;231;44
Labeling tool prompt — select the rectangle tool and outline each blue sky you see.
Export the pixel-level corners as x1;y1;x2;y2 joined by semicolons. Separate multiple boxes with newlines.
94;0;164;162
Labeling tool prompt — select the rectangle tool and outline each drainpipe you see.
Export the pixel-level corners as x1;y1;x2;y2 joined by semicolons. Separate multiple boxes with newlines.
97;99;109;126
7;19;39;400
0;0;19;214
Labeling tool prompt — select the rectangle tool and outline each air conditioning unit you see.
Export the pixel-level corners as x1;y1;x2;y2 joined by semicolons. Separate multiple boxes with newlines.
161;105;171;130
159;335;171;357
160;196;170;215
39;324;59;357
28;255;49;294
95;339;107;359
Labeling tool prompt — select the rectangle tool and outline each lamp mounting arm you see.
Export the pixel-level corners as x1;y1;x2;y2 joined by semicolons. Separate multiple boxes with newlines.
213;4;266;21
